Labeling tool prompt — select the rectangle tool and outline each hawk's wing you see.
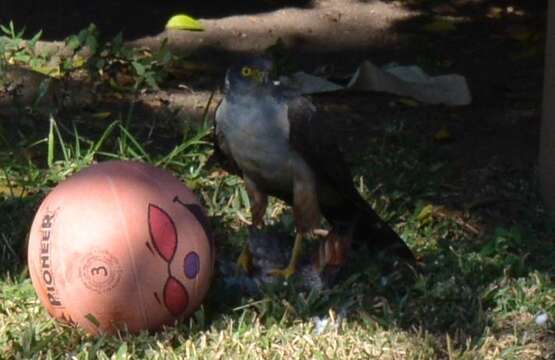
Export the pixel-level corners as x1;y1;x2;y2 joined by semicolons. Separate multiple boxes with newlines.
287;96;367;217
287;96;415;261
211;98;243;176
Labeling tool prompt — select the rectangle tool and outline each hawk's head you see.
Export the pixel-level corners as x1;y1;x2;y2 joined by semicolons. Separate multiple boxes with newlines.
225;57;273;93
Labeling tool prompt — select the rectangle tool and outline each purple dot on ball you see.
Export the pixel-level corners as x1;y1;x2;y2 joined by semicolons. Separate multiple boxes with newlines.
183;252;200;279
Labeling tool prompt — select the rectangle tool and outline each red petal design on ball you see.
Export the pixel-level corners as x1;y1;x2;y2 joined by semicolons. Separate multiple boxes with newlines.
148;204;178;262
163;276;189;316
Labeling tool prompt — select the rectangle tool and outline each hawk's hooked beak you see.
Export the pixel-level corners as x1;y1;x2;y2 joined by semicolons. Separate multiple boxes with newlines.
251;69;266;84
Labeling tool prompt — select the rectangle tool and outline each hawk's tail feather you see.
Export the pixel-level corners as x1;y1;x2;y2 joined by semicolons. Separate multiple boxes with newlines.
353;209;416;263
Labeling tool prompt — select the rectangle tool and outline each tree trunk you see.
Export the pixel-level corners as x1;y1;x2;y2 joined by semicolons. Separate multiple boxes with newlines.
539;2;555;211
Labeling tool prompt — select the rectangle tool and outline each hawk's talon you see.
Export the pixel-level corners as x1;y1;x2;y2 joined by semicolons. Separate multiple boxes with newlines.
312;228;329;237
235;246;253;275
268;233;304;279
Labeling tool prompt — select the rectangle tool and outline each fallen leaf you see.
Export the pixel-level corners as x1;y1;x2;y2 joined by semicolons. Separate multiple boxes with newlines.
417;204;434;222
487;6;504;19
433;127;453;141
84;313;100;328
397;98;420;107
423;18;456;33
91;112;112;120
32;65;60;77
108;78;130;93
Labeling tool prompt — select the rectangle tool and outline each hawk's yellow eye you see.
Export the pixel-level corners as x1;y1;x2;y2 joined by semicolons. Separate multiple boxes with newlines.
241;67;253;77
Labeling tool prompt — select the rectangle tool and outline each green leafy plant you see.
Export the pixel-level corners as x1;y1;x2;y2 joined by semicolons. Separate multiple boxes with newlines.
0;21;49;73
0;39;7;87
64;24;173;91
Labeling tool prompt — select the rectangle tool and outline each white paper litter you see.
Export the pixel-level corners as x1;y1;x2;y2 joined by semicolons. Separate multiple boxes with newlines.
535;312;548;326
280;72;344;94
283;60;472;106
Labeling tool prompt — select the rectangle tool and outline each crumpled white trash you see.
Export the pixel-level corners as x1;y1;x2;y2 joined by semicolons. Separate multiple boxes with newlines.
281;60;472;106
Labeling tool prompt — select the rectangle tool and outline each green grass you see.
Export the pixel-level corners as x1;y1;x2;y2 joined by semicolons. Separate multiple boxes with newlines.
0;110;552;359
1;24;554;360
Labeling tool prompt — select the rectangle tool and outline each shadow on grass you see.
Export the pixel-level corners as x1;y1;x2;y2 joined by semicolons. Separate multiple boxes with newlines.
2;62;551;356
0;195;42;274
0;1;551;353
200;105;554;348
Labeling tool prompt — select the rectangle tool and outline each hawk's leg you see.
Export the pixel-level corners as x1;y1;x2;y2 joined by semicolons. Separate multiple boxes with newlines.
244;177;268;228
270;157;322;278
236;176;268;274
236;243;253;274
269;232;305;278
